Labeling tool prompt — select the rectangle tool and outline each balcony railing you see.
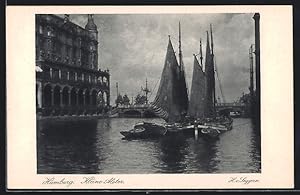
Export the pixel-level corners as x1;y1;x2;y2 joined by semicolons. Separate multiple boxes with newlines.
215;102;246;107
36;65;109;89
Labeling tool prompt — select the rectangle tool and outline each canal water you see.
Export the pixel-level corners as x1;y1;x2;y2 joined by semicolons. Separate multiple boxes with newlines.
37;118;261;174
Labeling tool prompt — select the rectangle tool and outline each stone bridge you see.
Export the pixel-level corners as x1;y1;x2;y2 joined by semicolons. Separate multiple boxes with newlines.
111;104;157;118
111;102;248;118
215;102;247;114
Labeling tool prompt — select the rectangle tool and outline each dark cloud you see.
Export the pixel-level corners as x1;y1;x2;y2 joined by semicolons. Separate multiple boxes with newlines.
67;13;255;104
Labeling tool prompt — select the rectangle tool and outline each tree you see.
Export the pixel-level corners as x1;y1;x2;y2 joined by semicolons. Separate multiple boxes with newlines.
123;94;130;105
239;92;252;105
115;94;123;106
134;94;147;105
134;94;141;105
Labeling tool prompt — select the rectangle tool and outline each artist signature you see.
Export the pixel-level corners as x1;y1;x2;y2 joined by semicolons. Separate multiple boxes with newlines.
228;177;259;185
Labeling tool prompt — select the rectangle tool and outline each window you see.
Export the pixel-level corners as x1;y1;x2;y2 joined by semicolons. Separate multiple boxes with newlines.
39;25;43;34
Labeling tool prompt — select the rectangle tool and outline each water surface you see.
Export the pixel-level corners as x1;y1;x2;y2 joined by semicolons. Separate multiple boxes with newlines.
37;117;261;174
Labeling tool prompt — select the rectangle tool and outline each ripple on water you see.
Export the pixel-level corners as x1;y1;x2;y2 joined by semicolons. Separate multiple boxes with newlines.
37;118;261;174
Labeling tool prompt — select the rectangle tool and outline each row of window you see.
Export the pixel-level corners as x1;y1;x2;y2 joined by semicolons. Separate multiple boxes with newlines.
41;67;108;86
36;37;97;69
37;24;93;48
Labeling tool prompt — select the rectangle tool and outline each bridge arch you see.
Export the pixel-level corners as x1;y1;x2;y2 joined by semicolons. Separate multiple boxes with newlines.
143;110;157;118
123;110;142;117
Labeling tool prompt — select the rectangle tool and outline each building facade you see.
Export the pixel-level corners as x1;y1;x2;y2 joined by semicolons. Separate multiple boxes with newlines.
36;14;110;116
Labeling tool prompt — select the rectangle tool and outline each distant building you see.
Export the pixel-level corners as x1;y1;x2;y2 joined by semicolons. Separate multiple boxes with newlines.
36;14;110;116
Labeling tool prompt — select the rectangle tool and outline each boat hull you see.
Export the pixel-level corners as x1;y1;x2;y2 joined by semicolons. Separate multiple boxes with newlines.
165;117;233;138
120;122;167;139
120;117;233;139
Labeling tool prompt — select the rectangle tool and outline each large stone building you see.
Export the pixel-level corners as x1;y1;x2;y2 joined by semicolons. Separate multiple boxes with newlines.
36;14;110;116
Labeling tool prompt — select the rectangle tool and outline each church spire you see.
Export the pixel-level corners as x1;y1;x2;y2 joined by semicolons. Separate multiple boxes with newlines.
85;14;98;41
85;14;97;31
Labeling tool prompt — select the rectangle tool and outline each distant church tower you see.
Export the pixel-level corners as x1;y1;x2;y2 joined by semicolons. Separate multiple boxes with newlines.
85;14;99;70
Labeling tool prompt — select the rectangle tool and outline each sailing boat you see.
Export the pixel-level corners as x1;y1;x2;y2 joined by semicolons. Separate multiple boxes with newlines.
187;25;233;137
120;23;232;139
120;25;188;139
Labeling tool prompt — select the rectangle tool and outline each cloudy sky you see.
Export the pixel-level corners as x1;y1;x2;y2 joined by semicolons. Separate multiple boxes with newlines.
66;13;255;105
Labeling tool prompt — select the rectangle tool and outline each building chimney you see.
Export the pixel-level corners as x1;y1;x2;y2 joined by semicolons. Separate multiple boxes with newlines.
253;12;260;132
253;13;260;94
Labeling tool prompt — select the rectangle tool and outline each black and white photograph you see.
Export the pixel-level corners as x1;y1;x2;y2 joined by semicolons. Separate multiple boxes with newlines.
35;13;262;174
4;4;295;189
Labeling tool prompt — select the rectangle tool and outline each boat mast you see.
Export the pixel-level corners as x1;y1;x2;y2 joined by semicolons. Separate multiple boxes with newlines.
210;24;216;113
145;78;149;104
142;78;150;104
116;82;119;96
199;38;203;67
178;22;183;71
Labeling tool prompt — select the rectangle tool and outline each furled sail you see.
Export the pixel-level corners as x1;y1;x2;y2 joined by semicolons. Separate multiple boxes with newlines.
188;55;206;119
151;37;188;123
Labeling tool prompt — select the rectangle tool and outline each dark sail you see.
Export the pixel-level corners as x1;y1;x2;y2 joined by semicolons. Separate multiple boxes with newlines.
152;37;187;122
177;22;189;117
188;55;206;119
204;31;215;117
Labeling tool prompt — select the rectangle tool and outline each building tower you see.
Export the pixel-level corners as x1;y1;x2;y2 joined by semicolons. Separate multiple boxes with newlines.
85;14;99;70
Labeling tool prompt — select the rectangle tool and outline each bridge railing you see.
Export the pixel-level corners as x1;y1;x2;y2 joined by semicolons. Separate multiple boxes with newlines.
215;102;246;107
117;104;151;109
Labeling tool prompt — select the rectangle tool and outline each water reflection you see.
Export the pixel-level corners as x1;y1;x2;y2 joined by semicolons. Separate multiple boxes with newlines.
37;119;99;174
37;118;261;174
247;122;261;172
191;138;219;173
158;134;189;173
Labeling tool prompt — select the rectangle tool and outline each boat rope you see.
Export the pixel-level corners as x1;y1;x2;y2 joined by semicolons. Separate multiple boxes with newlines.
148;77;160;101
214;57;226;103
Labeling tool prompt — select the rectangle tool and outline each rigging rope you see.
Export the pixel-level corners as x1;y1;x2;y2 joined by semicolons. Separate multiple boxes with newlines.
214;57;226;103
148;77;160;101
